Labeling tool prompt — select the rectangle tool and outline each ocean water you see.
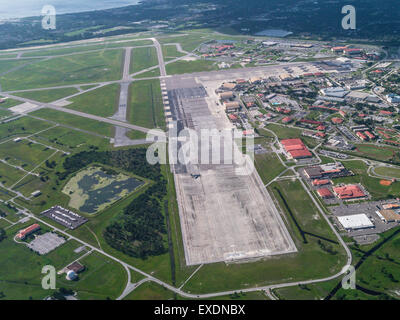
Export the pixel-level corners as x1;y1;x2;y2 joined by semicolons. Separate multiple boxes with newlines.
0;0;140;19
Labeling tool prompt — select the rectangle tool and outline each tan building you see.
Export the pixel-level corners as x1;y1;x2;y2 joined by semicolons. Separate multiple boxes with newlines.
219;91;234;100
224;101;240;113
222;83;236;90
379;210;400;223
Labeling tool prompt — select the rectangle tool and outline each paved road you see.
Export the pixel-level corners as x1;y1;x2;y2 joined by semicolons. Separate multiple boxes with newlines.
151;38;167;77
1;92;157;134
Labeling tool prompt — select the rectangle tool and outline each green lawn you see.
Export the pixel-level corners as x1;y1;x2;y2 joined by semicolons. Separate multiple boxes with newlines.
31;109;115;137
0;117;51;142
34;125;110;151
165;59;218;75
0;220;127;300
123;281;175;300
254;140;286;184
264;123;303;140
0;139;56;171
374;166;400;179
0;59;36;75
130;46;158;74
13;88;79;103
133;68;160;78
0;97;21;109
158;35;209;52
66;84;119;117
162;44;186;62
354;144;399;163
0;50;123;91
128;79;165;129
57;251;128;300
0;223;85;300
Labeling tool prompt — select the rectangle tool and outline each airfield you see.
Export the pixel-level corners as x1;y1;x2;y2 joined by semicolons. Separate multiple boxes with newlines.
163;69;308;265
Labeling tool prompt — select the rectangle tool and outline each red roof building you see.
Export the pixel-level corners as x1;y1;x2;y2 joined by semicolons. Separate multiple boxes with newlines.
17;224;40;240
316;125;326;131
281;138;312;160
313;179;331;186
331;117;343;124
333;184;366;200
364;131;375;140
380;110;393;116
276;107;291;114
309;105;339;113
282;116;293;124
331;46;348;52
356;131;367;141
317;188;334;198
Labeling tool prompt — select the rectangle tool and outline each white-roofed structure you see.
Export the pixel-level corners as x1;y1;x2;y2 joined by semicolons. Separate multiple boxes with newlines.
337;214;374;231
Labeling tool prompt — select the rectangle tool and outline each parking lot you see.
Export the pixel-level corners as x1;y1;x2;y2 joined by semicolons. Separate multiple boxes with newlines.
330;200;400;238
41;206;88;230
28;232;66;255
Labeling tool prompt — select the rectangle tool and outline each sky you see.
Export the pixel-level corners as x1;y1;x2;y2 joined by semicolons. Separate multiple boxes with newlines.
0;0;140;19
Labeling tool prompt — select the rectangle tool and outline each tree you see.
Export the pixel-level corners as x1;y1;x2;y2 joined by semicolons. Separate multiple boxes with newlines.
0;228;6;242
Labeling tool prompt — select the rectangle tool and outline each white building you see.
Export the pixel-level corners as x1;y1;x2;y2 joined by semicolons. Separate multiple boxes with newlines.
386;94;400;104
337;214;374;231
320;87;349;98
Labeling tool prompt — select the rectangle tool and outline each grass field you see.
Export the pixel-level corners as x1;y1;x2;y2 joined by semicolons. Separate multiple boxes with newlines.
0;98;22;109
130;47;158;74
0;50;123;91
157;35;209;52
0;139;56;171
165;59;218;75
125;129;147;140
0;59;36;75
262;124;319;149
0;117;53;143
31;109;115;137
66;84;119;118
0;109;12;119
128;79;165;129
0;220;127;300
333;160;400;200
374;166;400;179
13;88;79;103
254;139;286;185
133;68;160;78
182;179;346;294
277;226;400;300
34;125;110;151
162;44;186;62
123;281;175;300
354;144;400;163
0;162;26;187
